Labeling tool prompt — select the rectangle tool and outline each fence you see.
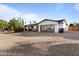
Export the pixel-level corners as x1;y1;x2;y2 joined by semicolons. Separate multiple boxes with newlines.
68;27;79;31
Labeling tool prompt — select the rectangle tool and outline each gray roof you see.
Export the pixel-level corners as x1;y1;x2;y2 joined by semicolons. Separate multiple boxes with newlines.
24;19;67;26
38;19;66;24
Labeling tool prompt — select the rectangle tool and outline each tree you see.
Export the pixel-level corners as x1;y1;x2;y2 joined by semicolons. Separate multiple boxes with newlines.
75;23;79;27
17;18;24;28
8;18;24;32
75;23;79;31
69;23;79;31
0;19;8;31
69;23;74;27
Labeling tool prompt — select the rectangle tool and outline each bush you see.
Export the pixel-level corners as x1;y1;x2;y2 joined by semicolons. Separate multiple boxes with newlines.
14;28;24;32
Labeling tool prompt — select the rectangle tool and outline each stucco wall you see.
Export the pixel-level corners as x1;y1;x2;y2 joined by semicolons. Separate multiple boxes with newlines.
58;21;68;32
54;24;59;33
38;20;68;33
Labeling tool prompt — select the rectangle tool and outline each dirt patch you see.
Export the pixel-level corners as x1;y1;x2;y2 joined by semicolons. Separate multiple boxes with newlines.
0;32;79;55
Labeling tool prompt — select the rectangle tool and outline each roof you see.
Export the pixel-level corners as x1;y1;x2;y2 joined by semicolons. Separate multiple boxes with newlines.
29;23;38;25
24;19;68;26
24;23;38;27
38;19;66;24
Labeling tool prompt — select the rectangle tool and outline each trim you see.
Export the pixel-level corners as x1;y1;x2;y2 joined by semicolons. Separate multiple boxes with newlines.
38;19;66;24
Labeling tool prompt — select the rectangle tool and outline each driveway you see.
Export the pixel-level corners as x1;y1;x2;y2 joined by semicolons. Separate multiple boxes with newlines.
0;32;79;56
12;31;79;40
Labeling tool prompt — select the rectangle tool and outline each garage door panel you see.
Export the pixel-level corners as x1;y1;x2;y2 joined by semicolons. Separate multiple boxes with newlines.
40;25;55;32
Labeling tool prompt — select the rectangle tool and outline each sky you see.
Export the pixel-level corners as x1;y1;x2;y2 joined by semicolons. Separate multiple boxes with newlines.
0;3;79;24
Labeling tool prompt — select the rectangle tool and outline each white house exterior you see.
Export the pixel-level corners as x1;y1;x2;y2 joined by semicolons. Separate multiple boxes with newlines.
24;19;68;33
38;19;68;33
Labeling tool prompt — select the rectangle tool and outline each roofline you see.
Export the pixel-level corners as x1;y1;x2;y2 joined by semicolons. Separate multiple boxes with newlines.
38;19;66;24
24;19;68;26
24;23;38;26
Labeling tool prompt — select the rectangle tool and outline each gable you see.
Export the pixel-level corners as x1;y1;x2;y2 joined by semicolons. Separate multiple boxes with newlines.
38;20;58;25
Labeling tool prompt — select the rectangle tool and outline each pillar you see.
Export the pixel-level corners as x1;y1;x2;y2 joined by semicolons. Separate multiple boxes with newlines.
38;25;41;32
55;24;59;33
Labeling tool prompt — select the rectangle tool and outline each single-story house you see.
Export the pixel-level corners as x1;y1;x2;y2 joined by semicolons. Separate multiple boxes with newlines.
24;23;38;31
24;19;68;33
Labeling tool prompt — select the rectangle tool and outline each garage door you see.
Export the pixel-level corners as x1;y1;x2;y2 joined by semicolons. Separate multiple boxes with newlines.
40;25;55;32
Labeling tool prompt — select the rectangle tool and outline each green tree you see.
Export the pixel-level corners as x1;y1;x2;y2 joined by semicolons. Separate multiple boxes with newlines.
8;18;24;32
69;23;74;27
0;19;8;31
75;23;79;31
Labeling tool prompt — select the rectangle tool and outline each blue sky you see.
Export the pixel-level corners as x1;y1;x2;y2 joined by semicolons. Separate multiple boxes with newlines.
0;3;79;24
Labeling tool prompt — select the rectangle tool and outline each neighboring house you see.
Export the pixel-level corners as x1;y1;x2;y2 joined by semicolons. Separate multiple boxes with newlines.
24;23;38;31
24;19;68;33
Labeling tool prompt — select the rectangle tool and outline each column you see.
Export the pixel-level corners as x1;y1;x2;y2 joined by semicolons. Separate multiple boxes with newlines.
38;25;41;32
55;24;59;33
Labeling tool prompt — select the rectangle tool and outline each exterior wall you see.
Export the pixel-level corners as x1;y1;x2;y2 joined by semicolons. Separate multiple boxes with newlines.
24;25;38;31
40;25;55;32
38;20;68;33
32;25;38;31
61;21;68;32
25;26;29;31
64;22;68;31
54;24;59;33
58;21;68;32
38;25;41;32
33;26;37;29
38;21;58;32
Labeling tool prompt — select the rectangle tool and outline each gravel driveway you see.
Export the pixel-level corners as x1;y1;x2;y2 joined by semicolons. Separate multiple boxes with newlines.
0;32;79;56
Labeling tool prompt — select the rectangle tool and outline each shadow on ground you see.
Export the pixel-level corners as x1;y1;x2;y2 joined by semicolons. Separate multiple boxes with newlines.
1;42;79;56
48;43;79;56
0;41;58;56
3;44;48;56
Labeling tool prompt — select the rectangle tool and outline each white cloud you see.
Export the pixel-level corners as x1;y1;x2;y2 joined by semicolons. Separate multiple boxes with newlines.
74;3;79;12
0;4;21;18
0;4;41;24
22;13;41;24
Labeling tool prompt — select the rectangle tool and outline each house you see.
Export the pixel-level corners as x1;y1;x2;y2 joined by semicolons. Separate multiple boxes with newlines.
24;23;38;31
24;19;68;33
